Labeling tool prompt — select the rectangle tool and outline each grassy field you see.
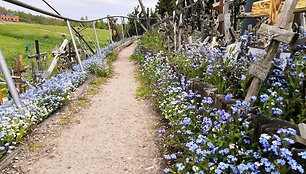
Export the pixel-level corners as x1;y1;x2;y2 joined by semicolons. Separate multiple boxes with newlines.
0;22;110;66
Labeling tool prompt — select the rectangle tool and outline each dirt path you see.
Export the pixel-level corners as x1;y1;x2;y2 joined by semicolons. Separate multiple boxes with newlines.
5;42;162;174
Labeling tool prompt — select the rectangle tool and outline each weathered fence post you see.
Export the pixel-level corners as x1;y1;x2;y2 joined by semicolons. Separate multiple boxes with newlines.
0;89;3;104
301;13;306;31
66;20;84;72
178;13;183;51
121;17;125;40
138;0;150;31
134;18;139;35
245;0;299;102
223;0;232;44
92;21;101;56
107;18;113;43
173;11;177;51
34;40;43;72
0;49;22;108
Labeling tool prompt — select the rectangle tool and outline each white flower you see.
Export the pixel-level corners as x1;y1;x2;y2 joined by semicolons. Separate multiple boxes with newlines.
192;166;199;172
271;91;277;97
254;162;262;167
229;144;235;149
261;133;271;140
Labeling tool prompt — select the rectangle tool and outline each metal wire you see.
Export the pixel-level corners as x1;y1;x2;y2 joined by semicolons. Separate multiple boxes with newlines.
2;0;136;22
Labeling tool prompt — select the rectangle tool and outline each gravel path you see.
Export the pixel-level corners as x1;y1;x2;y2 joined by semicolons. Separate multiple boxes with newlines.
22;42;161;174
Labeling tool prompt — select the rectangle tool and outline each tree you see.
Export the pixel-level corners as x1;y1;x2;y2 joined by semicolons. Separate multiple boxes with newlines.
156;0;176;17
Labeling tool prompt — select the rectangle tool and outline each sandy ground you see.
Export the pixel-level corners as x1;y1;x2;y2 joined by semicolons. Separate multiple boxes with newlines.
2;42;162;174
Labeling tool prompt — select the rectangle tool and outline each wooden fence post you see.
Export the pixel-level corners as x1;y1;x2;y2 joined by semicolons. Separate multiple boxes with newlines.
173;11;177;51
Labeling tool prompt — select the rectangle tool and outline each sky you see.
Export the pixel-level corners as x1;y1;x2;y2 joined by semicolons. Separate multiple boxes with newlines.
1;0;158;20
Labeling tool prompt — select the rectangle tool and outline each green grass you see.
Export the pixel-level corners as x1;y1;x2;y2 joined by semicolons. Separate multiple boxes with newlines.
0;22;110;66
135;70;153;100
29;142;43;150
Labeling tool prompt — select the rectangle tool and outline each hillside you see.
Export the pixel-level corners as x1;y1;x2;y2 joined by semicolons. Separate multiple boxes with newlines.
0;22;110;66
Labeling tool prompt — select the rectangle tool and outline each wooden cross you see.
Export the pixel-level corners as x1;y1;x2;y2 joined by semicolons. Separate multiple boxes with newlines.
42;39;69;79
12;55;27;93
27;40;46;72
245;0;299;102
138;0;150;31
216;0;235;45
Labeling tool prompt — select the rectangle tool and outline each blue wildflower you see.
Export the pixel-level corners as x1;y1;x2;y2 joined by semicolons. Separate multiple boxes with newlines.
298;72;304;78
298;151;306;159
224;93;233;101
276;159;286;165
176;163;185;171
272;108;283;115
260;94;269;102
164;168;170;173
251;96;257;102
241;75;246;81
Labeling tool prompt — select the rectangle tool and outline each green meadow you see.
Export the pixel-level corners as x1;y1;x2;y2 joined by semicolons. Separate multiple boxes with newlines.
0;22;110;66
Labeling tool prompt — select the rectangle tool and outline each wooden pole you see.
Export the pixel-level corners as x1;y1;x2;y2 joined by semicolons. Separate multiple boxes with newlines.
223;0;232;44
34;40;43;72
92;21;101;56
178;13;183;51
121;17;125;39
66;20;84;72
301;13;306;32
107;18;113;43
0;89;3;104
138;0;149;30
218;0;224;34
173;11;177;51
134;18;139;35
0;49;22;108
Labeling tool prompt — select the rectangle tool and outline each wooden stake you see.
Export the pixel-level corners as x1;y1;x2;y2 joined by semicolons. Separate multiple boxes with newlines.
223;0;232;44
178;13;183;51
107;18;113;43
0;89;3;104
173;11;177;51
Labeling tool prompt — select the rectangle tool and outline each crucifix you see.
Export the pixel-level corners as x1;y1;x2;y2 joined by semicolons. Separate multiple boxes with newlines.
42;39;69;80
245;0;299;102
12;55;27;93
27;40;47;82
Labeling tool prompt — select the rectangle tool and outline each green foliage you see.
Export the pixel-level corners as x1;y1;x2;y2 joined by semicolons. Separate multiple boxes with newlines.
87;63;108;77
139;30;166;52
95;21;108;29
135;70;153;100
88;77;107;95
29;142;43;150
126;6;157;36
156;0;176;17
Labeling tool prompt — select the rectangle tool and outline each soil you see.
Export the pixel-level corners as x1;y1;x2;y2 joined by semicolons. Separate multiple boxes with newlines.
1;42;162;174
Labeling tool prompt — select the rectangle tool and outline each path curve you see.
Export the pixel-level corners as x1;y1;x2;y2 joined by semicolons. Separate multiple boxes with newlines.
24;42;161;174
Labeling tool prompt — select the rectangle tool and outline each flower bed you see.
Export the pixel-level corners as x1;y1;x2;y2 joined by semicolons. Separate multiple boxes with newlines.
133;32;306;173
0;42;119;158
